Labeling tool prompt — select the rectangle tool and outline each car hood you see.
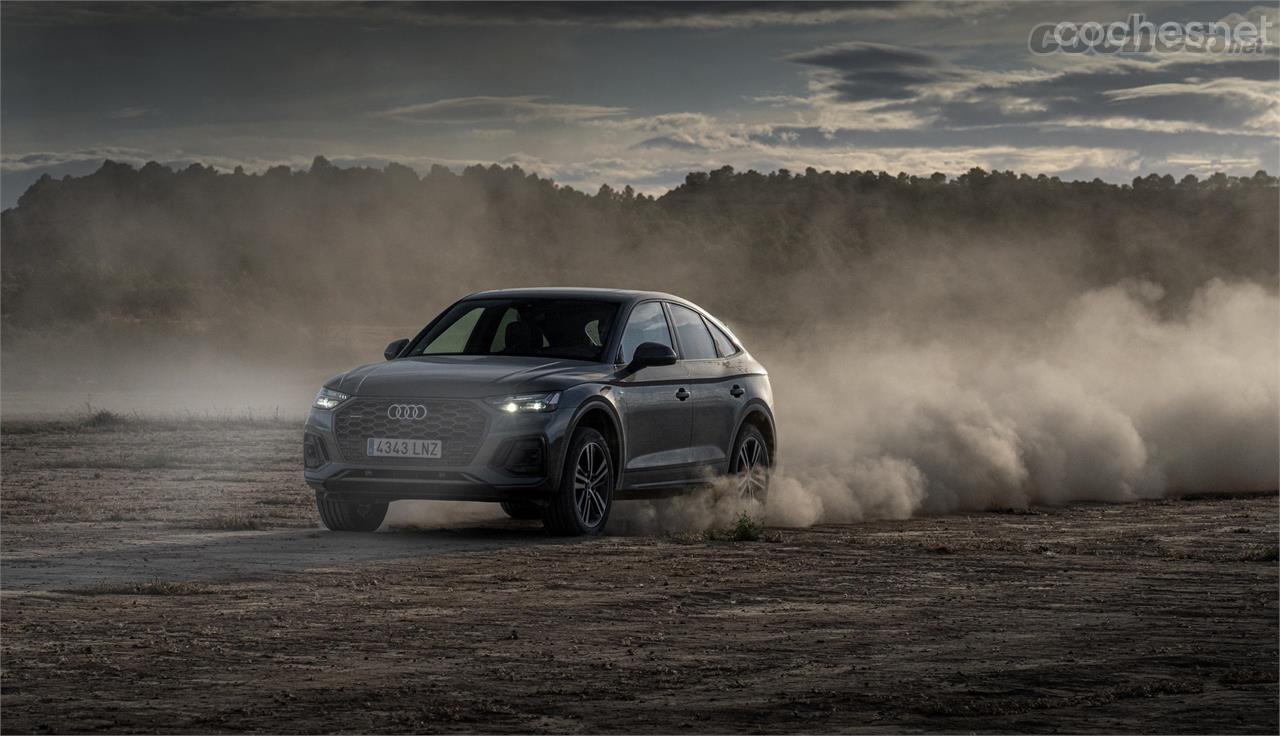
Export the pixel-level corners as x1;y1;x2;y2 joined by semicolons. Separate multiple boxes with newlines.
327;355;616;399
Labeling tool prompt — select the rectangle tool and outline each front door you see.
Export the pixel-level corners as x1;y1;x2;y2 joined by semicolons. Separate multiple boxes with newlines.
613;301;693;491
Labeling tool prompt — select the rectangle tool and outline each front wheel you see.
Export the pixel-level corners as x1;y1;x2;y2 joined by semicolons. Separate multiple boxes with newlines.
542;427;614;536
730;424;771;503
316;494;388;532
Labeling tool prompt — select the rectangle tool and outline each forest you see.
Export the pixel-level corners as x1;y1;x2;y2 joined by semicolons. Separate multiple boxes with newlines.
2;158;1276;334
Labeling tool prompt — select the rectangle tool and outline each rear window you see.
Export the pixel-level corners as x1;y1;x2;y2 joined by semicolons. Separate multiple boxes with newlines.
668;304;717;360
706;318;739;357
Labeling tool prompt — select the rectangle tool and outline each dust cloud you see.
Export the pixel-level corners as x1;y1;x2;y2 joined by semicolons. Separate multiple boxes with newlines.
609;276;1277;534
761;278;1278;527
2;163;1276;530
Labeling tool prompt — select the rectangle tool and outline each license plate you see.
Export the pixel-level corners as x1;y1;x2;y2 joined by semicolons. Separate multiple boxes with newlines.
366;438;442;459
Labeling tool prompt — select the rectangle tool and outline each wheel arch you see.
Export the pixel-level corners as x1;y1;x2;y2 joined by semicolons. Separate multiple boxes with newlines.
565;398;625;484
733;401;777;466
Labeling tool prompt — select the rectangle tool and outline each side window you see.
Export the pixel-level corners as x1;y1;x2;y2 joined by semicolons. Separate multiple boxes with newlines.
619;302;673;363
422;306;483;354
705;318;739;357
668;304;717;360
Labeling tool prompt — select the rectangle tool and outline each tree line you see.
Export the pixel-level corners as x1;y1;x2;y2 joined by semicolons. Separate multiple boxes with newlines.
2;157;1275;330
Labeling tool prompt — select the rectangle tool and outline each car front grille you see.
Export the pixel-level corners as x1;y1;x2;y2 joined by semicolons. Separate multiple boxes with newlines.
333;398;489;465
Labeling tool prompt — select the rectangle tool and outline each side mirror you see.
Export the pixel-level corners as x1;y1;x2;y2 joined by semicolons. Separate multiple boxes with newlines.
384;338;410;361
628;342;677;370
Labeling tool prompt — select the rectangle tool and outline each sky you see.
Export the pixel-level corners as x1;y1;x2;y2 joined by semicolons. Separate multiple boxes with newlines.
2;1;1277;206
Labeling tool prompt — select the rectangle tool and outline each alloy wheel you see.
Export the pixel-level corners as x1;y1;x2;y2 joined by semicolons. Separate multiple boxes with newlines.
736;436;768;500
573;441;610;527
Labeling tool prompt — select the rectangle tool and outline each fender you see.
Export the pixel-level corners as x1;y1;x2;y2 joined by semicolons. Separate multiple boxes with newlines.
732;398;778;463
552;395;626;488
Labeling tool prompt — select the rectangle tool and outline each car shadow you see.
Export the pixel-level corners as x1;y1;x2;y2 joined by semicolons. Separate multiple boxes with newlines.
1;520;577;592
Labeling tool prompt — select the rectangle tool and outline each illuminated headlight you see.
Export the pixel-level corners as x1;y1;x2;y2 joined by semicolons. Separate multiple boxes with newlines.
487;392;561;414
312;387;350;410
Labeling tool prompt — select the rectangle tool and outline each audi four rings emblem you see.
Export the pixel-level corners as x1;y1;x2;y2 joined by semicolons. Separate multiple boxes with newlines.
386;404;428;420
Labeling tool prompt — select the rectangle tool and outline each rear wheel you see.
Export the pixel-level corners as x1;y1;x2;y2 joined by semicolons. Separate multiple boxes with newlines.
542;427;614;536
316;494;388;532
500;500;543;520
730;424;771;503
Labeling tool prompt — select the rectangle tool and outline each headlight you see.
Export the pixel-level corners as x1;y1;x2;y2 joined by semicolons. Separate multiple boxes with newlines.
312;387;350;410
487;392;561;414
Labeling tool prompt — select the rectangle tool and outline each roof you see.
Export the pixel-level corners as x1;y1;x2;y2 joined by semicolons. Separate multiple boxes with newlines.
463;287;688;304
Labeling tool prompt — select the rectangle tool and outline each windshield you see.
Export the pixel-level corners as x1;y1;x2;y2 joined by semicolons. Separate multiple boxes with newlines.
406;298;621;362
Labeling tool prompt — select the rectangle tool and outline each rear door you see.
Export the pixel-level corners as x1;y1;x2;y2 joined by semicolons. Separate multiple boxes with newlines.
613;301;694;489
667;303;738;472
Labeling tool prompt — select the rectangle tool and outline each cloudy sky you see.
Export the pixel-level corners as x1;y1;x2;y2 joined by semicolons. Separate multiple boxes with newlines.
2;1;1277;205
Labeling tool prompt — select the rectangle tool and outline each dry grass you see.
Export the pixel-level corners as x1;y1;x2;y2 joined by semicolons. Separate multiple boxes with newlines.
671;513;783;544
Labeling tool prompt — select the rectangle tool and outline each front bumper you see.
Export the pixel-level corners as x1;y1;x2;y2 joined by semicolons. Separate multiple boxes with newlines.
310;466;553;504
303;397;571;504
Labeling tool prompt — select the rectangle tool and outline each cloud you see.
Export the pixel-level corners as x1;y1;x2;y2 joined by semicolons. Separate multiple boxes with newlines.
592;113;804;154
970;57;1280;132
580;106;1149;180
106;106;155;120
376;95;627;124
467;128;517;139
585;112;718;134
588;112;788;153
1103;77;1280;132
5;2;1002;30
1;147;155;172
787;42;961;101
633;136;714;153
1217;4;1280;40
1163;152;1268;175
786;40;1280;136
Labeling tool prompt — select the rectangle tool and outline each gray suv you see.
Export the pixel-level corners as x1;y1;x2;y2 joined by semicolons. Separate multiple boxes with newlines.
303;288;775;535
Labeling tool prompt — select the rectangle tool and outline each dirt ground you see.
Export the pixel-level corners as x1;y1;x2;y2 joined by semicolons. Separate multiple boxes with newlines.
1;417;1277;733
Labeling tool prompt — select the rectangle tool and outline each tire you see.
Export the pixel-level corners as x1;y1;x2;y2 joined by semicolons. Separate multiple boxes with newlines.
730;424;771;504
500;500;543;520
316;494;388;532
542;426;614;536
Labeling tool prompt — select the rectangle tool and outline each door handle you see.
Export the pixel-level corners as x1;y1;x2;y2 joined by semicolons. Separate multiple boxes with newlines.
730;385;745;398
675;388;691;401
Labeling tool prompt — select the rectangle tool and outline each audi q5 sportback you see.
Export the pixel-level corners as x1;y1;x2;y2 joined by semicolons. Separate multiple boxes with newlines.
303;288;775;535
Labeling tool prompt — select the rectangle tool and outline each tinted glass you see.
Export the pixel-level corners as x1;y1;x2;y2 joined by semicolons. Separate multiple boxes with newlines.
669;304;717;360
424;306;483;354
619;302;673;363
706;318;738;357
410;298;619;362
488;307;524;352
